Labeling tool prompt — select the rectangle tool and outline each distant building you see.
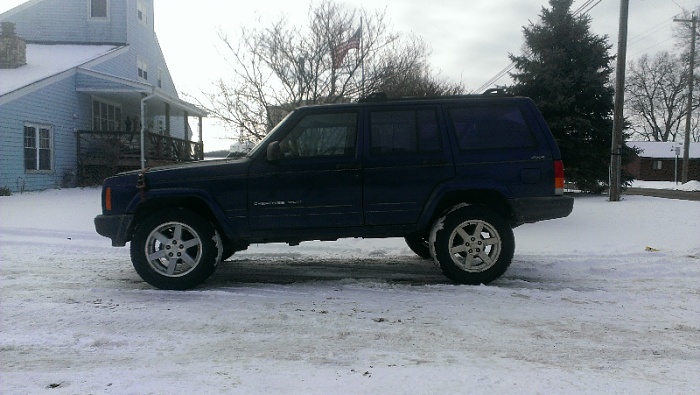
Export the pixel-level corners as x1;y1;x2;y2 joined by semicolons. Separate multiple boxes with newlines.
0;0;207;192
625;141;700;182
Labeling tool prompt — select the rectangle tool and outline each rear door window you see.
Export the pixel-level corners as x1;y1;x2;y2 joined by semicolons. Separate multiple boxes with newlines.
370;109;441;155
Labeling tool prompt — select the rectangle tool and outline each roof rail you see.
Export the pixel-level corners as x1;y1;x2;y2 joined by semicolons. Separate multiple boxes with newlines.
358;89;511;103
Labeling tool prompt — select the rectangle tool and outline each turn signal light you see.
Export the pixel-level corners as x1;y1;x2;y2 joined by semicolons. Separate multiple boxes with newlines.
554;160;565;195
105;187;112;211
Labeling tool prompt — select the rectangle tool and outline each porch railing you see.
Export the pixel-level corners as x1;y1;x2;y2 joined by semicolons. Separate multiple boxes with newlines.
76;130;203;185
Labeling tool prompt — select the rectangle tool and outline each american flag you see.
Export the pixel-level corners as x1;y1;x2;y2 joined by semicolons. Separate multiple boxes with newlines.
333;28;361;69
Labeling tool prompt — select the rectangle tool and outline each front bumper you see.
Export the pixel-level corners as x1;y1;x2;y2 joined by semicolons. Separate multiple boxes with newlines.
94;214;134;247
509;195;574;226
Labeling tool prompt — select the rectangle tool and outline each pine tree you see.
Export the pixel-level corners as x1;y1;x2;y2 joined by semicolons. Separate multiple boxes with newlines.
509;0;615;193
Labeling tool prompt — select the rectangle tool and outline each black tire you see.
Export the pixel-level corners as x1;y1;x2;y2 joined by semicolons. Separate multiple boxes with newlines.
130;209;222;290
430;205;514;285
404;235;432;259
222;243;236;262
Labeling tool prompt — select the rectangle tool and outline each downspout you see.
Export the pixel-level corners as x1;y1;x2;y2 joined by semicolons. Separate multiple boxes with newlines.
198;116;203;159
140;90;157;169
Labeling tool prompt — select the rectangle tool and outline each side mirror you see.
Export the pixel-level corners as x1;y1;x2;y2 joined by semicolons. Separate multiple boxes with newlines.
266;141;282;161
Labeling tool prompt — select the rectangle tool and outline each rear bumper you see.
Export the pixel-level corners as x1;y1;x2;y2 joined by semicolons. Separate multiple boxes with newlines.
94;214;134;247
509;195;574;226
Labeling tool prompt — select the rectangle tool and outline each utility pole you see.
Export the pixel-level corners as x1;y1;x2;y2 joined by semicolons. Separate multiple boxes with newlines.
610;0;629;202
674;12;697;184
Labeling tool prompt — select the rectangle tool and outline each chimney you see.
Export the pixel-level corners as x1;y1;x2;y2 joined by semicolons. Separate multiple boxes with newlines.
1;22;27;69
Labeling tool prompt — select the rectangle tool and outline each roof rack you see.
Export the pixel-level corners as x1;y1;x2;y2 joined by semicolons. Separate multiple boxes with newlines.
357;89;510;103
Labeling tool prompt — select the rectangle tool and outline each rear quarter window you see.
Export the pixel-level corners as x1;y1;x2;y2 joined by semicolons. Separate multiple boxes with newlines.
449;104;536;150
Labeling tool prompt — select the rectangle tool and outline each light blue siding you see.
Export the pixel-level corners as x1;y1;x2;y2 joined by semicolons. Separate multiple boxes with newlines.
0;75;92;192
3;0;128;44
0;0;198;192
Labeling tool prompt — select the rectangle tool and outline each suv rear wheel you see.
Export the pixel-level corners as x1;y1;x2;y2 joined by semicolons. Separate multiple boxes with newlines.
430;205;514;285
130;209;222;290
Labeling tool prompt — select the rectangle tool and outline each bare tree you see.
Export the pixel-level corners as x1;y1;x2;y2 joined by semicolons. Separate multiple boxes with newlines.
624;51;698;142
199;0;462;142
373;35;463;98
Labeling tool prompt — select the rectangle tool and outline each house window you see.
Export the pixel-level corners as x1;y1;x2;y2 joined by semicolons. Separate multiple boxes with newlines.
90;0;108;19
24;124;52;171
157;68;163;88
652;160;663;170
92;99;122;131
137;1;149;26
137;57;148;81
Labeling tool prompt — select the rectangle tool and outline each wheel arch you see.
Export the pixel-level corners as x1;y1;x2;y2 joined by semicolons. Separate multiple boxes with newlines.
129;192;236;245
419;189;515;231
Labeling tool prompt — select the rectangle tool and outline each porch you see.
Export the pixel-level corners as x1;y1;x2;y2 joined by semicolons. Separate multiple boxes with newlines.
76;130;204;185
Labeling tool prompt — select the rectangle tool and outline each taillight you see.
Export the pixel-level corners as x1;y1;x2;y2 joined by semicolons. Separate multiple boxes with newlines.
105;187;112;211
554;160;565;195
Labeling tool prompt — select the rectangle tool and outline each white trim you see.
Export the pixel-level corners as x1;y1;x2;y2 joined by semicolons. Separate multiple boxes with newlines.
152;91;208;117
137;56;149;81
0;46;128;105
91;98;123;131
76;69;207;116
90;94;122;108
137;0;149;27
23;122;54;172
76;67;153;92
80;45;129;68
88;0;110;21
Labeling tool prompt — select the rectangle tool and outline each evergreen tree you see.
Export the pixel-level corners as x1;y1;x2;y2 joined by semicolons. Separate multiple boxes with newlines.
508;0;616;193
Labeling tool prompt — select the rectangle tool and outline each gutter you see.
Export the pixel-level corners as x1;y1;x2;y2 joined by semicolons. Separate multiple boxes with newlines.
140;89;157;169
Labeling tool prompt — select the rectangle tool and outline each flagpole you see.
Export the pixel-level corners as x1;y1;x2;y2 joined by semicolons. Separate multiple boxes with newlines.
360;17;365;97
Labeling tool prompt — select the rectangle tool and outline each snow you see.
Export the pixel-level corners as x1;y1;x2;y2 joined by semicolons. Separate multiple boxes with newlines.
630;180;700;192
0;44;120;96
626;141;700;159
1;188;699;394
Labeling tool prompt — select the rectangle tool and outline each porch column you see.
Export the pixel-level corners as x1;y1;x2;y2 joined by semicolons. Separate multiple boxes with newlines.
198;116;203;159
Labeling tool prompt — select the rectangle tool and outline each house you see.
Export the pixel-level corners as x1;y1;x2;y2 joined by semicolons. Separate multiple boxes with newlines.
0;0;207;193
625;141;700;182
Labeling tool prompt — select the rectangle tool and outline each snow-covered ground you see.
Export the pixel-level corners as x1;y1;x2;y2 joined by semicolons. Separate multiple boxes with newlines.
630;180;700;192
1;188;699;394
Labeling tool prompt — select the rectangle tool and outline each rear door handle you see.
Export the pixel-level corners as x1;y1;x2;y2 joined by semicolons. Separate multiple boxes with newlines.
423;159;448;166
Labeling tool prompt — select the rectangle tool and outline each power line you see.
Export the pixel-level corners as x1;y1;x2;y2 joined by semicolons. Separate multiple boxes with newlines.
627;18;673;46
629;36;675;59
472;0;604;93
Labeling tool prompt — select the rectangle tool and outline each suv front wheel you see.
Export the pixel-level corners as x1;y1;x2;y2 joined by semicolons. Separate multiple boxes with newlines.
130;209;222;290
430;205;514;285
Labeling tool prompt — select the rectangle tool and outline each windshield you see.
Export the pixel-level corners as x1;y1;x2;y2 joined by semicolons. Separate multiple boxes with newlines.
246;110;296;158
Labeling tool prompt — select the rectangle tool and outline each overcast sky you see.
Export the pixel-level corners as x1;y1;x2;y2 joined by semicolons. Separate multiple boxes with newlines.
1;0;696;149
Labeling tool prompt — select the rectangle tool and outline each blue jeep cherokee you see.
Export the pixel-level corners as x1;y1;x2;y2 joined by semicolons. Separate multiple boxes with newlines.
95;93;573;289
